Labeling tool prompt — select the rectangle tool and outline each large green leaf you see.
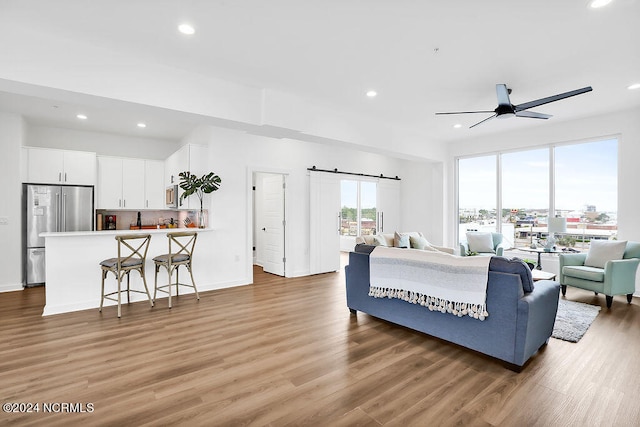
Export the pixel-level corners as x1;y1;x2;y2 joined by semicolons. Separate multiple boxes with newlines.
178;171;222;206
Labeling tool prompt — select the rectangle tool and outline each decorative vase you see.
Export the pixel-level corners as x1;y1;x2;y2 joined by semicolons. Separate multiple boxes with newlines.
198;210;206;228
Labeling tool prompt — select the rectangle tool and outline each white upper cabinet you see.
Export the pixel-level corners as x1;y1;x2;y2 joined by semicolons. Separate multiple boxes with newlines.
144;160;165;209
121;159;145;210
98;157;165;210
164;144;208;209
26;147;96;185
97;157;144;209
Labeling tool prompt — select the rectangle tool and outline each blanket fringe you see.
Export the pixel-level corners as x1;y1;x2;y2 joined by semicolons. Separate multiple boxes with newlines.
369;286;489;321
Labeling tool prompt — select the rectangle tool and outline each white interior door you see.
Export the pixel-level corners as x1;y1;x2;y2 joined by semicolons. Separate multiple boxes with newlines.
261;174;286;276
309;171;341;274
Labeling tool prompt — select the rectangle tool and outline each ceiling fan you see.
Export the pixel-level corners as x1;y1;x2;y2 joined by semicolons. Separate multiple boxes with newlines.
436;84;593;128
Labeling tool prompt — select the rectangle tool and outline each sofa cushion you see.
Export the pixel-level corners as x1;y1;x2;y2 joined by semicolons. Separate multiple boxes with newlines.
584;240;627;268
410;235;430;250
394;231;410;248
489;256;535;293
562;265;605;282
467;232;495;253
370;234;387;246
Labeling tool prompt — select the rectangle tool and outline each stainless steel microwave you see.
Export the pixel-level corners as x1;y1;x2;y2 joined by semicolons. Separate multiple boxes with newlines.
166;185;178;208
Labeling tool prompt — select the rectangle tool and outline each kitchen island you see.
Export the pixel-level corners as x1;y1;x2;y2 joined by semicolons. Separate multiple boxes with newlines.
41;228;219;316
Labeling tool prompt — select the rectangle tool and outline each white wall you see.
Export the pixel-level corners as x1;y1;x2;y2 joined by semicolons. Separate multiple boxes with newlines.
180;125;443;283
26;125;179;160
0;112;25;291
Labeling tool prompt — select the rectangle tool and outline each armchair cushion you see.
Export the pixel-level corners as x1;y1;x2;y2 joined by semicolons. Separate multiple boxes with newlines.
584;240;627;268
562;265;605;282
466;232;495;253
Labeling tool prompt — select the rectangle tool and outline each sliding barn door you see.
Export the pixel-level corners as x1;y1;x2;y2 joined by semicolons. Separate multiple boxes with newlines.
377;179;401;234
309;171;340;274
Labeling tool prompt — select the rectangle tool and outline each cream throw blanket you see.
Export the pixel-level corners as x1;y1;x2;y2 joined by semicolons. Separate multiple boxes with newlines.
369;246;491;320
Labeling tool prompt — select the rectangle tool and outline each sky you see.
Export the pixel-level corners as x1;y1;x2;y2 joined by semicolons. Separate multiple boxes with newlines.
341;180;377;211
458;138;618;213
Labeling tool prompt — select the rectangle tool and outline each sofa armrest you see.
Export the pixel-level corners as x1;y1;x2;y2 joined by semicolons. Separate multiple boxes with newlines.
603;258;640;295
514;279;560;366
459;241;470;256
558;253;588;283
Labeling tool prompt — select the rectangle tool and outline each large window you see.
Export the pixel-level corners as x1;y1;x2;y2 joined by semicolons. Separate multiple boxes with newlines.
458;155;497;238
340;180;377;237
555;139;618;249
457;138;618;250
501;149;549;248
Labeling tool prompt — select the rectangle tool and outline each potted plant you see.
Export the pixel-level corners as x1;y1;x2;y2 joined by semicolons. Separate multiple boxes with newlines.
178;171;222;228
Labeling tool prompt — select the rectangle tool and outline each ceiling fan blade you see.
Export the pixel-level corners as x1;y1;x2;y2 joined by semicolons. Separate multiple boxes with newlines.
469;114;497;128
435;110;494;115
514;86;592;112
515;110;552;119
496;84;511;106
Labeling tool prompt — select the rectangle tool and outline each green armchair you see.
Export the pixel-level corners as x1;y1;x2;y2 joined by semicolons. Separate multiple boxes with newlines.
559;241;640;308
459;232;507;257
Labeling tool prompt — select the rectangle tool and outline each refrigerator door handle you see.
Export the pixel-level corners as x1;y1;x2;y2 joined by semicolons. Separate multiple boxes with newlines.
62;193;67;231
56;192;61;231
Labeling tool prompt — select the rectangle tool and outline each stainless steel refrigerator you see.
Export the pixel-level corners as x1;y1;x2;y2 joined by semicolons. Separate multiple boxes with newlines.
24;184;94;286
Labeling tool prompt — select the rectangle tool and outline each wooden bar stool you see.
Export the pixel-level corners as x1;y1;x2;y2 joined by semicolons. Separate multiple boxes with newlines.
99;234;154;318
153;231;199;308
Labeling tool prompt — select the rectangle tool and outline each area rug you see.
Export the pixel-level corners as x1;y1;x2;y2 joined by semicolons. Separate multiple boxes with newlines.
552;299;601;342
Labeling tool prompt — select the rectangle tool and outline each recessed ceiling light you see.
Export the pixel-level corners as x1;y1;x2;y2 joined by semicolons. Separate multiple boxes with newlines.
589;0;612;9
628;83;640;90
453;124;462;129
366;90;377;98
178;23;195;35
137;123;147;128
76;114;87;120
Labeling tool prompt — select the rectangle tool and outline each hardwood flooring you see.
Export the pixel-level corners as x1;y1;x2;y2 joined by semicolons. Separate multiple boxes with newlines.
1;262;640;426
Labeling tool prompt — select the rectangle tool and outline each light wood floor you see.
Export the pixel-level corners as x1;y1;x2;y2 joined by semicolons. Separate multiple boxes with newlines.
1;265;640;427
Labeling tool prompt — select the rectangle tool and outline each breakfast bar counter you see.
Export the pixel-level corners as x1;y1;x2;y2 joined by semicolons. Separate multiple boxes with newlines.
41;228;216;316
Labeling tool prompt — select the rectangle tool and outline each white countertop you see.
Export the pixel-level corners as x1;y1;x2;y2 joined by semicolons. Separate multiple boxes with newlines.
41;228;213;238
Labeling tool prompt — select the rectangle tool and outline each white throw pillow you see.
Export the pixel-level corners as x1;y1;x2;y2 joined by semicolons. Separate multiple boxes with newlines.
584;240;627;268
394;231;410;248
410;235;430;250
466;232;495;253
371;234;387;246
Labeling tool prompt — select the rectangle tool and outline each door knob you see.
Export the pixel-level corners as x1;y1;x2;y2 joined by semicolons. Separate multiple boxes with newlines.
262;227;266;231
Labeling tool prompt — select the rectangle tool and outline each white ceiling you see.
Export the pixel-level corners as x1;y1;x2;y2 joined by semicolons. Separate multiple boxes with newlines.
1;0;639;144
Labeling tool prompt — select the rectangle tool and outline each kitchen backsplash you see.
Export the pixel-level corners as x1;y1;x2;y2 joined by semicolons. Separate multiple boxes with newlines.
95;209;206;230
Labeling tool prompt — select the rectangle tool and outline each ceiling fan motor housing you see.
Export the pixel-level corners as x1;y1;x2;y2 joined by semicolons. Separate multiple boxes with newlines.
495;103;515;118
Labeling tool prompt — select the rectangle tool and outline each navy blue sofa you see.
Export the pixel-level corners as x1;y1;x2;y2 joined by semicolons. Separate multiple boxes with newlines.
345;247;560;370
